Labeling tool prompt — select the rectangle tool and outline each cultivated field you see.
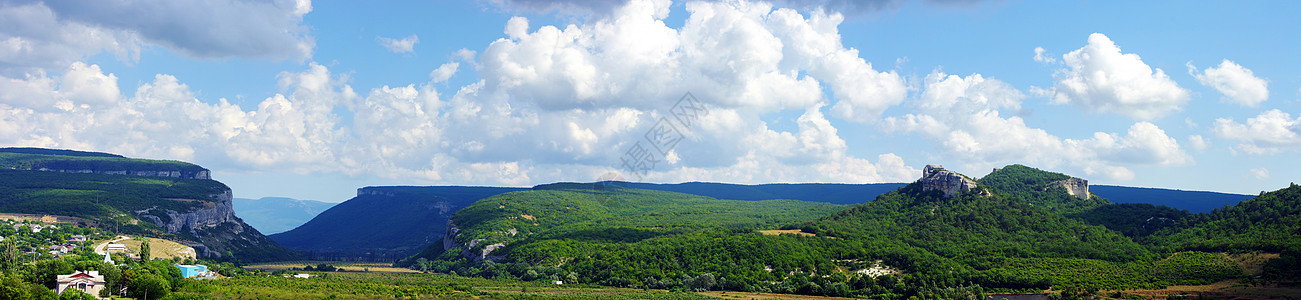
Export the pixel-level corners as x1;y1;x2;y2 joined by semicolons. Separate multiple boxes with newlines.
244;260;421;273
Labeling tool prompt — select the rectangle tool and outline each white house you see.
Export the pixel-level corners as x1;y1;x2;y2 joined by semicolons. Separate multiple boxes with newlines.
56;270;106;298
104;244;127;252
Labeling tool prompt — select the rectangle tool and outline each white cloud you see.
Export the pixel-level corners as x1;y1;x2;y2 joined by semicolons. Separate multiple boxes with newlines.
1039;33;1189;120
1188;135;1210;151
377;35;419;53
1188;60;1269;107
0;0;928;186
429;62;459;83
1250;167;1270;179
1213;109;1301;154
886;71;1191;181
0;0;313;74
1033;46;1055;63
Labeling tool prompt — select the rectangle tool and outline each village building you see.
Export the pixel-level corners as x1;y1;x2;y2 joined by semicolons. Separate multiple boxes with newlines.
104;244;127;252
176;265;217;279
69;235;87;243
56;270;107;298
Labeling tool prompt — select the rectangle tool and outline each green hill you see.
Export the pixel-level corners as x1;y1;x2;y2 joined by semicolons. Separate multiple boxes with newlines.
405;165;1285;298
0;148;296;262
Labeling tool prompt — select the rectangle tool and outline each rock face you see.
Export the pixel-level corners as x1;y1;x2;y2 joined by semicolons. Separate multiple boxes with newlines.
1053;177;1090;200
135;190;237;235
133;188;293;260
34;168;210;179
919;164;978;198
441;220;503;262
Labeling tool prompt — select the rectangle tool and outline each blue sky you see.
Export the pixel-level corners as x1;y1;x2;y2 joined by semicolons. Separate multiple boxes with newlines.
1;0;1298;202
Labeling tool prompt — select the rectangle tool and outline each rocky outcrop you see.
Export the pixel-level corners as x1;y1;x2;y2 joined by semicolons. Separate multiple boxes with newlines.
33;168;210;179
135;190;237;235
1052;177;1090;200
919;164;979;198
441;220;503;262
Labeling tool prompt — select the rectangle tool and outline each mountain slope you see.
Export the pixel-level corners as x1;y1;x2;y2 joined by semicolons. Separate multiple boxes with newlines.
270;186;526;258
233;197;336;234
0;148;296;261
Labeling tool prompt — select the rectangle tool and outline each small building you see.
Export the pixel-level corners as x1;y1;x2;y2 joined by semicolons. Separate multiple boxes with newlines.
177;265;216;279
69;235;87;243
551;280;564;285
292;273;315;278
48;245;68;254
104;244;127;252
56;270;107;298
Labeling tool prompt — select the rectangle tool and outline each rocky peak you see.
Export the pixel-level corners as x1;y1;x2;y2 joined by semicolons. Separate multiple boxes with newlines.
919;164;978;199
1052;177;1090;200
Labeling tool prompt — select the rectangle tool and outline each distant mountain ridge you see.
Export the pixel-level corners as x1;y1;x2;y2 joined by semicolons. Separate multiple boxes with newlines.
1091;185;1252;213
233;197;336;234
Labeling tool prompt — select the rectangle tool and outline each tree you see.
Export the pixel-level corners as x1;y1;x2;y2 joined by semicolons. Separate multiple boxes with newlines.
57;289;96;300
691;273;716;291
127;273;169;300
139;239;150;261
0;237;16;272
0;273;31;300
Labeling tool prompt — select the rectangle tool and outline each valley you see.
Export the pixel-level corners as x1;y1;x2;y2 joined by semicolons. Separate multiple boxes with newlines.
1;148;1298;300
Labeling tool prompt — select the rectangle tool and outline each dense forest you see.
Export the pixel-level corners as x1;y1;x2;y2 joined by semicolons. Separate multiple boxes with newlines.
403;165;1301;299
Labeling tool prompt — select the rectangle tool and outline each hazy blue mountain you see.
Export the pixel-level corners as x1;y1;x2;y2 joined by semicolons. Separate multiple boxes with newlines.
233;197;337;234
1091;185;1252;213
269;186;527;259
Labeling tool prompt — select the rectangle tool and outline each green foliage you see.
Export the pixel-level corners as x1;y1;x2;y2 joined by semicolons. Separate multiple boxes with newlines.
446;187;845;257
57;289;96;300
977;165;1109;214
1066;203;1192;239
1150;185;1301;254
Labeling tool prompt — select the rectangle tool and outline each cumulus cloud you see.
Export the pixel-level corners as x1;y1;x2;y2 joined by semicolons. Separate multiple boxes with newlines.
1037;33;1189;120
377;35;419;53
1188;60;1269;107
886;71;1191;180
1;0;924;186
1213;109;1301;154
0;0;313;74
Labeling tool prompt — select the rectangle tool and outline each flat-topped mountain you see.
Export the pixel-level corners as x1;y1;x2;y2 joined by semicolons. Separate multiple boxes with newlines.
0;148;296;261
0;147;211;179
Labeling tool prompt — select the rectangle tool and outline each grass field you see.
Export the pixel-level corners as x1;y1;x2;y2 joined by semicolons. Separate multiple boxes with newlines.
116;237;196;260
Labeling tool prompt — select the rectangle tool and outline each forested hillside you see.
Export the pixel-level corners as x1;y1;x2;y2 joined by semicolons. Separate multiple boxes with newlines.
403;165;1298;299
